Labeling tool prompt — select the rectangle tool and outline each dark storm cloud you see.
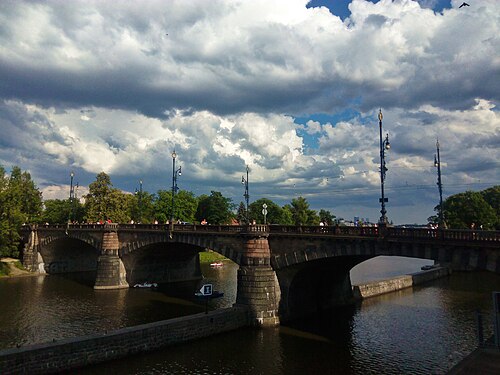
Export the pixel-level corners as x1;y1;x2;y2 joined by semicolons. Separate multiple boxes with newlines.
1;1;498;119
0;1;498;224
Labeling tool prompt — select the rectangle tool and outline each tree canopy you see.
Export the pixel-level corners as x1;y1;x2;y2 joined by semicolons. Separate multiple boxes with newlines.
437;187;499;230
249;198;288;224
196;191;233;224
0;166;43;257
286;196;319;226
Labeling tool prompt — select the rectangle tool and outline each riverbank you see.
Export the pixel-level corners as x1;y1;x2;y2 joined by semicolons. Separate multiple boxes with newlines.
352;266;451;299
0;258;34;278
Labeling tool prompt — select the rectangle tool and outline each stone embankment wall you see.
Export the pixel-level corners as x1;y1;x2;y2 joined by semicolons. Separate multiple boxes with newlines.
0;306;249;375
352;266;451;299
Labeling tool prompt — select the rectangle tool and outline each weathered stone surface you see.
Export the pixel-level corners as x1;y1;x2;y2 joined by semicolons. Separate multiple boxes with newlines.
94;255;128;290
18;224;500;325
352;266;451;299
0;307;249;375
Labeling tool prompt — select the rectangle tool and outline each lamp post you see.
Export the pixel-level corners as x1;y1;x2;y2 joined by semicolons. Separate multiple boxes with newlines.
434;140;444;227
241;165;249;224
69;171;74;223
378;110;391;225
138;180;143;223
171;151;182;223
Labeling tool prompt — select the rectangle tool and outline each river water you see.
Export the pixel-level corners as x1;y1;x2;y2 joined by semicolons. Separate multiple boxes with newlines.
1;256;500;374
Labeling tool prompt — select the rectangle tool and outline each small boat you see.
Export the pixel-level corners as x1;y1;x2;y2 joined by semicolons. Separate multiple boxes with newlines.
133;282;158;288
210;262;223;268
195;291;224;299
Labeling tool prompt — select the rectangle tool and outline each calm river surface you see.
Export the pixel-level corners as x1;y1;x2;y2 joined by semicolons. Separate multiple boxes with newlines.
1;256;500;374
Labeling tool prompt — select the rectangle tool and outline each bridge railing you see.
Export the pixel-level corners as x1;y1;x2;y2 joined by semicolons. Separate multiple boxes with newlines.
21;223;500;242
267;225;379;236
117;223;248;233
387;227;500;242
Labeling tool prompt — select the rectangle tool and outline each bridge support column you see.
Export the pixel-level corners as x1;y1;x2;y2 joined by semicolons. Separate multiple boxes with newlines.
22;226;40;272
235;227;280;327
94;224;128;290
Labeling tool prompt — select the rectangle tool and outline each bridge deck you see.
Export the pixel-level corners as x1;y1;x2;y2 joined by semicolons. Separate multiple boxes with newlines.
22;223;500;244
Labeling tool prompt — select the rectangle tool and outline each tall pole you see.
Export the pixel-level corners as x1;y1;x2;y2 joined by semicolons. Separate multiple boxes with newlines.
171;151;181;223
378;110;390;225
434;140;444;226
242;165;249;223
138;179;143;223
69;171;74;223
171;151;176;223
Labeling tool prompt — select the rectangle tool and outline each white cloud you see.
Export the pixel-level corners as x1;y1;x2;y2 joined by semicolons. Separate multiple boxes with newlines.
0;0;498;224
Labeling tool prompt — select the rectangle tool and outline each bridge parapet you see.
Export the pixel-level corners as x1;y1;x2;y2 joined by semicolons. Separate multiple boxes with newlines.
268;225;379;237
386;227;500;244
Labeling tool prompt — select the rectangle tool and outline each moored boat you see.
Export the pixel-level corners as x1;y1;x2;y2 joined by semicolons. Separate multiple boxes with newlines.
133;282;158;288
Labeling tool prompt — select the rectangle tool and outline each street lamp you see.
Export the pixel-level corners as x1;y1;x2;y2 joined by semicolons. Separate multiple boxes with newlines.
434;140;444;227
241;165;249;224
378;110;391;225
171;151;182;223
69;171;74;223
135;180;142;224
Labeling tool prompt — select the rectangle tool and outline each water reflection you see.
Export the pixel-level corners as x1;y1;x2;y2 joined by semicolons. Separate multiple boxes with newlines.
2;256;500;375
0;275;204;350
350;256;433;284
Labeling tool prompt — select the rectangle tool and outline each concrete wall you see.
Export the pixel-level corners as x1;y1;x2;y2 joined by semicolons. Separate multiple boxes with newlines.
352;266;451;299
0;307;249;375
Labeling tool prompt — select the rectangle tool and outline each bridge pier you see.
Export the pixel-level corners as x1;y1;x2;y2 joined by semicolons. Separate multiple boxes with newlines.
94;224;128;290
235;227;280;327
22;226;40;272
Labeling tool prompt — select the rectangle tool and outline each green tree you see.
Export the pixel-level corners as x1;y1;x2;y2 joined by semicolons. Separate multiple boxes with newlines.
85;172;112;222
443;190;497;229
195;191;233;224
84;172;130;223
107;189;131;223
0;165;43;257
42;199;71;224
130;191;155;223
0;166;18;257
154;190;172;223
481;186;500;228
318;209;335;225
153;189;197;223
7;166;43;223
248;198;285;224
287;196;318;226
280;205;294;225
175;190;198;223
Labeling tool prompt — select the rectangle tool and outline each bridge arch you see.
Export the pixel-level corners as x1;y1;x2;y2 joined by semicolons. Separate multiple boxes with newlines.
38;236;100;274
118;233;245;266
276;255;373;321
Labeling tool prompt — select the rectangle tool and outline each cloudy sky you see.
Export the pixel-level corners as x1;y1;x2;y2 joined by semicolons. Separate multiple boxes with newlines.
0;0;498;224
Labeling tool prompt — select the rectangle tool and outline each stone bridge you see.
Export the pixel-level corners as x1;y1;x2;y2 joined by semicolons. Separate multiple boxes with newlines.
20;223;500;326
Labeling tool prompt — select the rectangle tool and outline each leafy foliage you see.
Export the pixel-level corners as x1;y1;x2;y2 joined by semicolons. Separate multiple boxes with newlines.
195;191;233;224
84;172;132;223
249;198;286;224
318;209;335;225
286;196;319;225
442;190;497;229
0;165;43;257
130;190;155;223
